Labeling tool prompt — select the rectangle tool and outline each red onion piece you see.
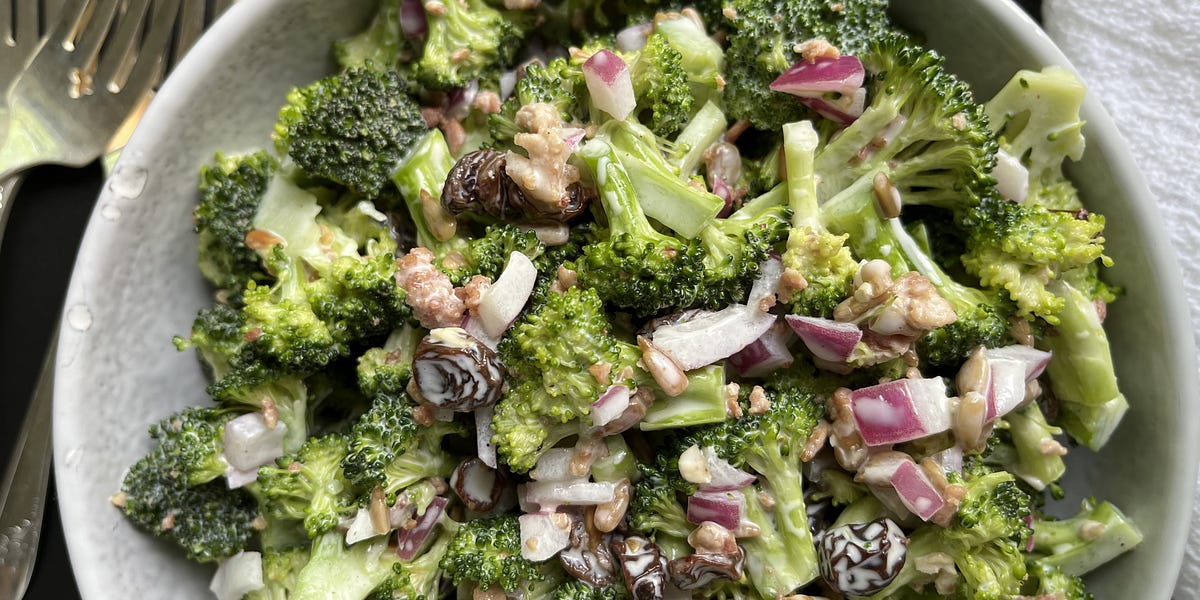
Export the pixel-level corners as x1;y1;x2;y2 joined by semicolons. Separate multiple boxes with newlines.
396;496;447;560
445;80;479;121
985;345;1052;382
557;127;587;151
986;358;1027;422
525;479;618;507
850;378;953;446
223;413;286;472
651;306;776;370
712;176;734;218
400;0;427;38
798;95;860;126
591;384;632;428
475;405;498;468
519;511;572;561
583;50;636;120
616;23;652;52
209;551;263;600
477;251;538;338
687;491;745;531
770;55;866;98
728;322;794;378
699;447;756;492
785;314;863;363
890;459;945;522
530;448;575;482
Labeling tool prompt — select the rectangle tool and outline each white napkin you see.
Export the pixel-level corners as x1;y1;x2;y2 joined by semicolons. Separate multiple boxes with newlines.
1041;0;1200;595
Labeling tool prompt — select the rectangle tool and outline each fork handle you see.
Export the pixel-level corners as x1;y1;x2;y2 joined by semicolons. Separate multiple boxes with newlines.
0;336;55;600
0;176;27;253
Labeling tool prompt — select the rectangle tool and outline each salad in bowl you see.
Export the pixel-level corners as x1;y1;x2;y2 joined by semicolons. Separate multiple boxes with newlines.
100;1;1148;598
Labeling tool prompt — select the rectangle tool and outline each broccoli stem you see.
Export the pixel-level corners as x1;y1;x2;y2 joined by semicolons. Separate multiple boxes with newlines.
639;365;729;431
782;120;821;229
1042;281;1128;450
1004;403;1067;491
670;101;727;178
577;138;672;244
745;440;819;589
390;129;465;255
1032;500;1142;576
291;533;402;600
740;486;815;598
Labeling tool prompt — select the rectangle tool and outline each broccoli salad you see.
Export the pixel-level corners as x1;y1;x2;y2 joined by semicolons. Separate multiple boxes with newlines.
111;1;1142;598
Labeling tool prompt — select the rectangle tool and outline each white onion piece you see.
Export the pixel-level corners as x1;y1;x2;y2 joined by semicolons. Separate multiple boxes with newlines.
890;459;945;522
446;80;479;121
652;306;776;370
699;447;756;492
223;413;286;472
747;257;785;309
687;492;745;531
985;345;1052;382
223;465;260;490
591;384;632;428
929;446;964;476
209;551;263;600
856;452;909;487
583;49;636;120
478;252;538;338
475;406;498;468
770;55;866;98
345;508;385;546
728;322;794;378
986;358;1028;422
519;511;572;561
616;23;652;52
462;314;500;351
396;497;447;560
784;314;863;363
992;148;1030;203
525;479;617;507
557;127;587;151
389;502;416;531
499;70;517;100
850;378;953;446
400;0;427;37
530;448;575;482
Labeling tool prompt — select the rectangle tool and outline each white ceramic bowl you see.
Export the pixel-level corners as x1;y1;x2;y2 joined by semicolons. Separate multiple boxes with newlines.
54;0;1198;598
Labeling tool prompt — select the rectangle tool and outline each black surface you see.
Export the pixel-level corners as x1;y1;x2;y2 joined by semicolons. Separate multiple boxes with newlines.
0;3;1044;599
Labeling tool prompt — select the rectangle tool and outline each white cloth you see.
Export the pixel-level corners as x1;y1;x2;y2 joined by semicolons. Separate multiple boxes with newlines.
1041;0;1200;595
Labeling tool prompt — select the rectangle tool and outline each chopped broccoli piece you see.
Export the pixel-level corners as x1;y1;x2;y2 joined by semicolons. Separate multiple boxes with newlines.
356;325;422;398
1030;499;1142;577
440;516;545;592
194;151;278;290
257;433;357;538
334;0;407;72
246;546;312;600
341;392;462;501
414;0;526;90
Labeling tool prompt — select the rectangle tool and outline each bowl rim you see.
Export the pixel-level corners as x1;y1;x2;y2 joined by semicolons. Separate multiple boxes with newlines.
52;0;1200;597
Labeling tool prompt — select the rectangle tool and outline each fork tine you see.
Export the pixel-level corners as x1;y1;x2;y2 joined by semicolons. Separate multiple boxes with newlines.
94;0;150;88
119;0;179;94
2;0;14;45
15;0;38;45
47;0;86;44
168;0;202;71
72;0;122;64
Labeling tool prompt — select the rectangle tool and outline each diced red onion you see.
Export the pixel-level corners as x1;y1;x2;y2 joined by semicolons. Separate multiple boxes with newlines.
445;80;479;121
389;501;416;531
747;257;784;309
530;448;575;482
770;55;866;98
591;384;632;428
223;413;286;472
850;378;953;446
729;322;794;378
798;95;861;126
616;23;652;52
1024;515;1036;552
345;508;383;546
524;479;618;507
784;314;863;363
699;447;756;492
209;551;263;600
519;511;572;561
556;127;587;151
992;148;1030;203
687;491;746;531
890;459;945;522
583;50;636;120
396;496;447;560
401;0;427;38
712;176;734;218
477;251;537;338
651;306;776;370
471;407;497;469
986;358;1028;422
985;345;1052;382
223;465;260;490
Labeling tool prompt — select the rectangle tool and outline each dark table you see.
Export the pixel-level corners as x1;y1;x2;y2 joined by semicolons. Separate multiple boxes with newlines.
0;2;1044;598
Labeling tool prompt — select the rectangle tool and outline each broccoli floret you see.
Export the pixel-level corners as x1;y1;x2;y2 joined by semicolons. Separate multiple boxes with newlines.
246;546;311;600
625;32;693;138
1041;281;1128;450
194;151;278;290
415;0;525;90
119;435;258;562
240;251;344;372
653;13;725;107
357;325;423;398
626;456;694;559
488;59;589;147
552;579;625;600
334;0;407;72
695;184;792;308
492;286;641;471
174;303;248;384
1024;563;1093;600
441;516;545;592
147;407;231;487
1030;499;1142;577
341;392;462;501
291;525;452;600
459;223;548;280
304;237;411;342
275;68;427;197
368;529;454;600
257;433;357;538
721;0;892;131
